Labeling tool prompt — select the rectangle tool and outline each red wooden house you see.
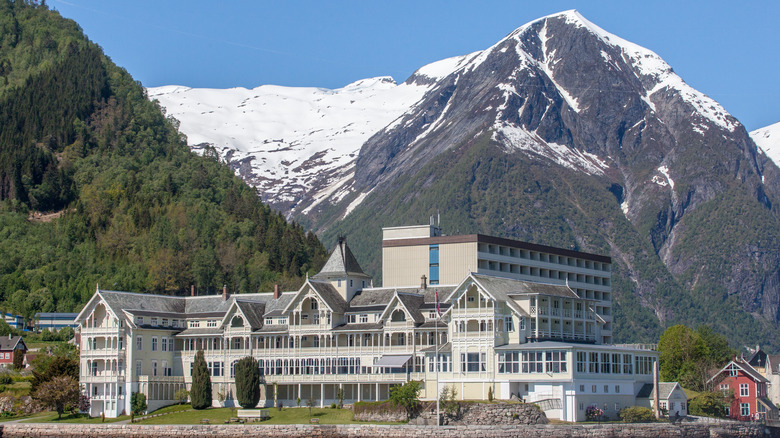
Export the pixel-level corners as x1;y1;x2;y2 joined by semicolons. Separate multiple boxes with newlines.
708;357;777;421
0;335;27;367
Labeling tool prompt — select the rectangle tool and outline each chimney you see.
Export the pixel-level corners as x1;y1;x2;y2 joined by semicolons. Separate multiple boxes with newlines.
274;284;280;299
421;275;427;290
222;284;229;301
7;334;10;340
191;285;195;297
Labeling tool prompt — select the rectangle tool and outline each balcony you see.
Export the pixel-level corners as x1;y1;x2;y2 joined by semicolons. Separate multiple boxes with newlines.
81;349;125;359
138;375;185;384
264;372;424;384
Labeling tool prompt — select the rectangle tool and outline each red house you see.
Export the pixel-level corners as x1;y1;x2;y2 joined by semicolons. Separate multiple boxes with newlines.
708;357;777;421
0;335;27;367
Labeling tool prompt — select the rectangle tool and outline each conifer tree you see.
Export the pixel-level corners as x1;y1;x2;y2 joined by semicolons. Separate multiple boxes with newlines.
234;356;260;408
190;350;211;410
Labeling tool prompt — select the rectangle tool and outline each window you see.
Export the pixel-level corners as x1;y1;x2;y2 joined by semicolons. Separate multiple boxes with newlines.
499;352;519;373
137;317;144;325
461;352;485;373
161;338;168;352
151;318;158;326
577;352;586;373
118;386;123;396
740;383;749;397
136;336;142;351
727;363;739;377
350;279;353;287
118;337;124;350
189;320;200;328
592;385;597;393
604;385;609;393
152;360;158;377
505;318;514;332
311;300;318;310
209;361;223;377
612;353;621;374
206;320;217;328
518;317;525;331
163;360;171;376
615;403;620;412
740;403;750;417
265;318;273;325
172;320;179;328
151;337;158;351
720;384;730;395
725;406;730;416
615;385;620;393
136;360;142;376
601;353;611;374
589;352;599;373
360;314;368;323
522;351;543;373
162;318;168;326
545;350;566;373
623;354;633;374
91;362;98;376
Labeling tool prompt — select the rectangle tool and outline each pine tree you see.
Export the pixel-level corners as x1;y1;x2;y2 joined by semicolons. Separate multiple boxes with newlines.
234;356;260;409
190;350;211;410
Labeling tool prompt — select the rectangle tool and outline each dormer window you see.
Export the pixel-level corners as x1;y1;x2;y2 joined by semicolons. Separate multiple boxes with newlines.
206;320;217;328
162;318;168;326
360;314;368;323
188;320;200;328
137;317;144;325
265;318;273;325
172;320;178;328
151;318;158;326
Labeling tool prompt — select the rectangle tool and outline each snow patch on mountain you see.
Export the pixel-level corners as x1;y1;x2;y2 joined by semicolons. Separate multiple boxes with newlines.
751;121;780;168
148;77;433;210
493;123;609;175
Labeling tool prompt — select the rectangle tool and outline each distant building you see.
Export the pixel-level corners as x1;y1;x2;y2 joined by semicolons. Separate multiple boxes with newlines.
3;313;24;330
0;335;27;367
748;347;780;407
35;313;79;332
76;225;657;421
636;382;687;417
708;357;778;421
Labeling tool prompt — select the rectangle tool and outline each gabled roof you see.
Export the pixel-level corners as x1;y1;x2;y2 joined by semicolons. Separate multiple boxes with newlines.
636;382;685;400
232;300;266;329
708;358;768;384
0;336;25;351
312;238;370;280
378;291;425;324
472;274;580;300
308;281;348;314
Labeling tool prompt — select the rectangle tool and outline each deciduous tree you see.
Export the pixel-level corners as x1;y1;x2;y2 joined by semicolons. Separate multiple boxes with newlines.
33;375;80;419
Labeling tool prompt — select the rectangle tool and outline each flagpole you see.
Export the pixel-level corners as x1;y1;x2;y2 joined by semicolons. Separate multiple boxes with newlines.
435;290;441;426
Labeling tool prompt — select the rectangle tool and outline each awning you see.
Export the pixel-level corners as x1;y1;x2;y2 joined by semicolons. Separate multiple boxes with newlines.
372;354;412;368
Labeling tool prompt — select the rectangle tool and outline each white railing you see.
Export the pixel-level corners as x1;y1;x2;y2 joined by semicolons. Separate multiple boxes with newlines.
264;372;424;384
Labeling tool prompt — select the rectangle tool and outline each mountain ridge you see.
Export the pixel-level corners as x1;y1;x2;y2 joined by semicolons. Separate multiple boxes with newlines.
150;10;780;347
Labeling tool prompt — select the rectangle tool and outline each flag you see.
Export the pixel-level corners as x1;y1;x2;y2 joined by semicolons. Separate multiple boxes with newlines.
436;290;441;317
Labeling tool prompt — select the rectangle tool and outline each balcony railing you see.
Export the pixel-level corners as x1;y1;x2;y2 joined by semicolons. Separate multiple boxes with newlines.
264;372;424;384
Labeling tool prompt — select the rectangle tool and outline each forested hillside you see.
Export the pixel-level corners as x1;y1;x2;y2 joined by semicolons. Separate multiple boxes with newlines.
0;0;326;320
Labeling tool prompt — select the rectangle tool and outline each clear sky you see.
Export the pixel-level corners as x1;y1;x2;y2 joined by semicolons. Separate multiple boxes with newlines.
51;0;778;131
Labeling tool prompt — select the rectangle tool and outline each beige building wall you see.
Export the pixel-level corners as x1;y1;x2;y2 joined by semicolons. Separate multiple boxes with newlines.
439;242;478;285
382;245;429;287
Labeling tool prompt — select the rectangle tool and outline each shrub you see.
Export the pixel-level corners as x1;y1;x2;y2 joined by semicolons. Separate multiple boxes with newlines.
618;406;655;423
488;386;493;402
234;357;260;409
12;350;23;371
330;402;337;409
0;375;12;385
130;392;146;415
174;389;189;404
689;392;727;418
389;380;422;419
190;350;211;410
586;405;604;421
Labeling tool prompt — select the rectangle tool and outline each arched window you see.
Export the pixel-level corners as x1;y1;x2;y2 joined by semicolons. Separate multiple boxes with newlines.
231;316;243;328
391;309;406;322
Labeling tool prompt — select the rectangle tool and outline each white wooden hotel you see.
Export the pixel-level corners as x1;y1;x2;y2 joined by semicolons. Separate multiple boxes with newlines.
76;224;657;421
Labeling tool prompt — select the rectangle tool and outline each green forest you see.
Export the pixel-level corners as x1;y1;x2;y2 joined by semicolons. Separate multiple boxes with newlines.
0;0;326;320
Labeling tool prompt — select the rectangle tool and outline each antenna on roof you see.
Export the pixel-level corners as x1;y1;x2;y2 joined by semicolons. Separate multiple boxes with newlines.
430;215;434;226
437;210;440;227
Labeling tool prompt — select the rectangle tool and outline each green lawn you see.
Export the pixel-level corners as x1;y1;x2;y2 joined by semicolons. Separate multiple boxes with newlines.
20;412;130;423
136;406;403;425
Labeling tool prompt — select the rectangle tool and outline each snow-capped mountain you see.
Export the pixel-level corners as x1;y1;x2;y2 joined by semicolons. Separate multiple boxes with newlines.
150;10;780;346
147;57;467;213
751;121;780;167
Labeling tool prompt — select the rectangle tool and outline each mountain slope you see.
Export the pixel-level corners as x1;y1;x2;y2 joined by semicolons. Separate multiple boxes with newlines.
0;1;326;320
752;121;780;168
153;10;780;348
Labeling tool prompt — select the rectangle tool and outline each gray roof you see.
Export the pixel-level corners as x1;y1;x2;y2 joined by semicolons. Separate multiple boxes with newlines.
473;274;579;300
308;281;348;313
636;382;683;400
332;323;383;331
254;325;288;333
0;336;24;351
312;238;370;280
99;290;185;317
494;341;652;352
263;292;296;317
421;342;451;353
174;328;222;337
234;300;266;329
396;293;425;324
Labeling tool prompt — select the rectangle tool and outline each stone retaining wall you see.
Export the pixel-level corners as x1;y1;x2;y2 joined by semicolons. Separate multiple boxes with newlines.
0;422;774;438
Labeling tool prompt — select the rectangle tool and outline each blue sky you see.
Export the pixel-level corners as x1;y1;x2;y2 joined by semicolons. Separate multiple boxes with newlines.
51;0;778;131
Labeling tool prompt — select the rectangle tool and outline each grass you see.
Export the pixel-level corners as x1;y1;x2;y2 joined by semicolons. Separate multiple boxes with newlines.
136;406;404;425
20;412;130;423
0;380;31;398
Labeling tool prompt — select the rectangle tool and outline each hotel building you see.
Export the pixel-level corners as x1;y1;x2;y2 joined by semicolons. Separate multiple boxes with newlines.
76;225;657;421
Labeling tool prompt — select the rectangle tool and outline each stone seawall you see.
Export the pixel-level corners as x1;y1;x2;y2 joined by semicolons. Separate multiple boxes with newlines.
0;422;774;438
